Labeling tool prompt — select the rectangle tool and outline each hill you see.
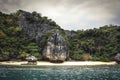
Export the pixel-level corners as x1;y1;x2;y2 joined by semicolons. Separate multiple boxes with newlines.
0;10;120;62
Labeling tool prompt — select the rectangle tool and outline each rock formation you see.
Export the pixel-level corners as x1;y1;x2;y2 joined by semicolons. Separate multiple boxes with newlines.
115;53;120;64
65;30;77;39
17;10;69;62
43;30;69;62
17;10;58;43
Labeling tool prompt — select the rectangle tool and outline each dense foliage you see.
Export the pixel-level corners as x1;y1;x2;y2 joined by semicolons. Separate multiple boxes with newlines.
0;10;120;61
0;10;58;61
69;25;120;61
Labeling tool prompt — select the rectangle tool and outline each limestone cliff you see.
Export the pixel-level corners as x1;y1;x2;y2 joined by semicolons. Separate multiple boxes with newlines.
17;10;59;43
16;10;69;61
65;30;77;40
43;30;69;62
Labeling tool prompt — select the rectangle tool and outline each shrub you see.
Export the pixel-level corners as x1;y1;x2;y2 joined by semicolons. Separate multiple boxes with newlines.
81;53;92;61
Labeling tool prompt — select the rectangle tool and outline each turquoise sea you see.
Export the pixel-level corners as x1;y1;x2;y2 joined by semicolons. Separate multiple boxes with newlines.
0;65;120;80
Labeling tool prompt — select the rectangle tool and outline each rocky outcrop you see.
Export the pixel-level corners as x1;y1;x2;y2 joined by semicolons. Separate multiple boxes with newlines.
65;30;77;39
115;53;120;64
17;10;58;43
16;10;70;62
43;30;69;62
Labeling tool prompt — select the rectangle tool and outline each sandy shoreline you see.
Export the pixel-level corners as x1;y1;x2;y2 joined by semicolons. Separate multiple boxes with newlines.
0;61;117;66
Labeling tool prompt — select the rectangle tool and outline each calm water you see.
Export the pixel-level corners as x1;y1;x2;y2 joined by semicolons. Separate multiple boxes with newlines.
0;65;120;80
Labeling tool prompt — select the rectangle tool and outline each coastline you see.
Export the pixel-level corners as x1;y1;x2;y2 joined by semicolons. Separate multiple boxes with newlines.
0;61;117;66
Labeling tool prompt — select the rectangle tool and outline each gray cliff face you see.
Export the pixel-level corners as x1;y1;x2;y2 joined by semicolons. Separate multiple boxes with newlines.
17;10;69;62
43;30;69;61
17;10;56;43
65;30;77;39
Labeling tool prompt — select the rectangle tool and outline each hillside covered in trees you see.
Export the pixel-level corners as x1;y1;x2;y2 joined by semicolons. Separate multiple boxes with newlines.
0;10;120;61
68;25;120;61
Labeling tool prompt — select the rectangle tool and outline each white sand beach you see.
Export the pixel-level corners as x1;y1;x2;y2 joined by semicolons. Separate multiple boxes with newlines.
0;61;117;66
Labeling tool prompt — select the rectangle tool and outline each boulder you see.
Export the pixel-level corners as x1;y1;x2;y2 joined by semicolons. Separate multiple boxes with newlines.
43;30;69;62
26;56;37;65
115;53;120;64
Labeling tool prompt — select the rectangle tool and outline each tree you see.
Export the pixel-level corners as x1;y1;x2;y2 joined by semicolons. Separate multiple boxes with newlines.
82;54;92;61
0;30;6;38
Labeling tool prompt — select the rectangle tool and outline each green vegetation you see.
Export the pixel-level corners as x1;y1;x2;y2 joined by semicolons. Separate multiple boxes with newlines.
38;31;54;53
0;10;60;61
0;10;120;61
69;25;120;61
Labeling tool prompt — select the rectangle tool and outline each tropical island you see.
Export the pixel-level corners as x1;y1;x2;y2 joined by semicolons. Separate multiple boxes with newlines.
0;10;120;66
